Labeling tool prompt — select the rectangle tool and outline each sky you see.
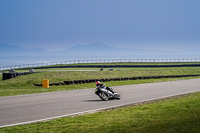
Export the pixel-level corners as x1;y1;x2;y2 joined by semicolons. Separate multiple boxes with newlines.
0;0;200;52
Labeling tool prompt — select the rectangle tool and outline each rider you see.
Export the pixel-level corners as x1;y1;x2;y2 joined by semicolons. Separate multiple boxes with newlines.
96;81;115;94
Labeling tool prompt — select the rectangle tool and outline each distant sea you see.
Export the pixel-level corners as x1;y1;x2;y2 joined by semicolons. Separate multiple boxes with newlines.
0;55;200;67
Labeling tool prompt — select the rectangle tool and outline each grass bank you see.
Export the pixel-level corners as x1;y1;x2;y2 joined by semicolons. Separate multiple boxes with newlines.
1;67;200;97
1;91;200;132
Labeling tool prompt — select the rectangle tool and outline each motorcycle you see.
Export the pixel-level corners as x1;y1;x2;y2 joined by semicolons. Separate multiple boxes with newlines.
95;84;120;101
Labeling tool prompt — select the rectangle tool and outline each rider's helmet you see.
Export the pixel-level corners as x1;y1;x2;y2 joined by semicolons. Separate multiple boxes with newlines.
96;81;101;86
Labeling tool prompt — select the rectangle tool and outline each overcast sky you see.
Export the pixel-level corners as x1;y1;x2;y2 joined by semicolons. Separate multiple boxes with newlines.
0;0;200;51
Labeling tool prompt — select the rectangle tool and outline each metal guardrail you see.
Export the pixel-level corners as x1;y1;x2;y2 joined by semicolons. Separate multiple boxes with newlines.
1;58;200;71
35;64;200;69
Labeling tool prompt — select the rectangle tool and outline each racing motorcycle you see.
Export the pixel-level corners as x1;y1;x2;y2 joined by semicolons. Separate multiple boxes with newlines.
95;84;120;101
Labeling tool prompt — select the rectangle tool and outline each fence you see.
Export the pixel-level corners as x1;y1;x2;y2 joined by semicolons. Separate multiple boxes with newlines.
1;58;200;70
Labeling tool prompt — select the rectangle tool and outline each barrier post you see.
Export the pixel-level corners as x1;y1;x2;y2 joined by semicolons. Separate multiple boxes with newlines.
42;79;49;88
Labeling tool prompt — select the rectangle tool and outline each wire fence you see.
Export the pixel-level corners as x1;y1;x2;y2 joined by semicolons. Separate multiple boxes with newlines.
1;58;200;71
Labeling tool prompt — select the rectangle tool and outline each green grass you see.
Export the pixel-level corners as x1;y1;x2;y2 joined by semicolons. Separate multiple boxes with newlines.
1;91;200;133
4;67;99;72
10;67;200;83
1;67;200;97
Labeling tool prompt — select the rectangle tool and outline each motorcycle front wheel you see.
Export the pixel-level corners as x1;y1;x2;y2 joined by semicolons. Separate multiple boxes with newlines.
114;93;121;100
98;92;109;101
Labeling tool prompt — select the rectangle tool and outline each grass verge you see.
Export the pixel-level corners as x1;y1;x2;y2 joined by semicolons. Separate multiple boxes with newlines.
1;91;200;132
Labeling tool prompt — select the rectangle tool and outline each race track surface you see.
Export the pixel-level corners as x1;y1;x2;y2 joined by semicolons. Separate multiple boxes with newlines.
0;78;200;127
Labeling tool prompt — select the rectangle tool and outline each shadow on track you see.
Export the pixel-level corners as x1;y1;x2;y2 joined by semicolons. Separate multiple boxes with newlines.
84;100;103;102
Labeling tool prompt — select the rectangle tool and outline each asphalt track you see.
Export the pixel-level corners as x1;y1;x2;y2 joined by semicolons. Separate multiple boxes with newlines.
0;78;200;128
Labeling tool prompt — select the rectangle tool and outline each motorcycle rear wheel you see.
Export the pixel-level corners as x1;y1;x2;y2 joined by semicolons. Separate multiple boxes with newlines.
98;92;109;101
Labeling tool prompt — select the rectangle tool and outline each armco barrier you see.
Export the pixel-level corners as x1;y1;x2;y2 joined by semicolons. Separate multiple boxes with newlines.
1;58;200;71
31;64;200;70
33;74;200;87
